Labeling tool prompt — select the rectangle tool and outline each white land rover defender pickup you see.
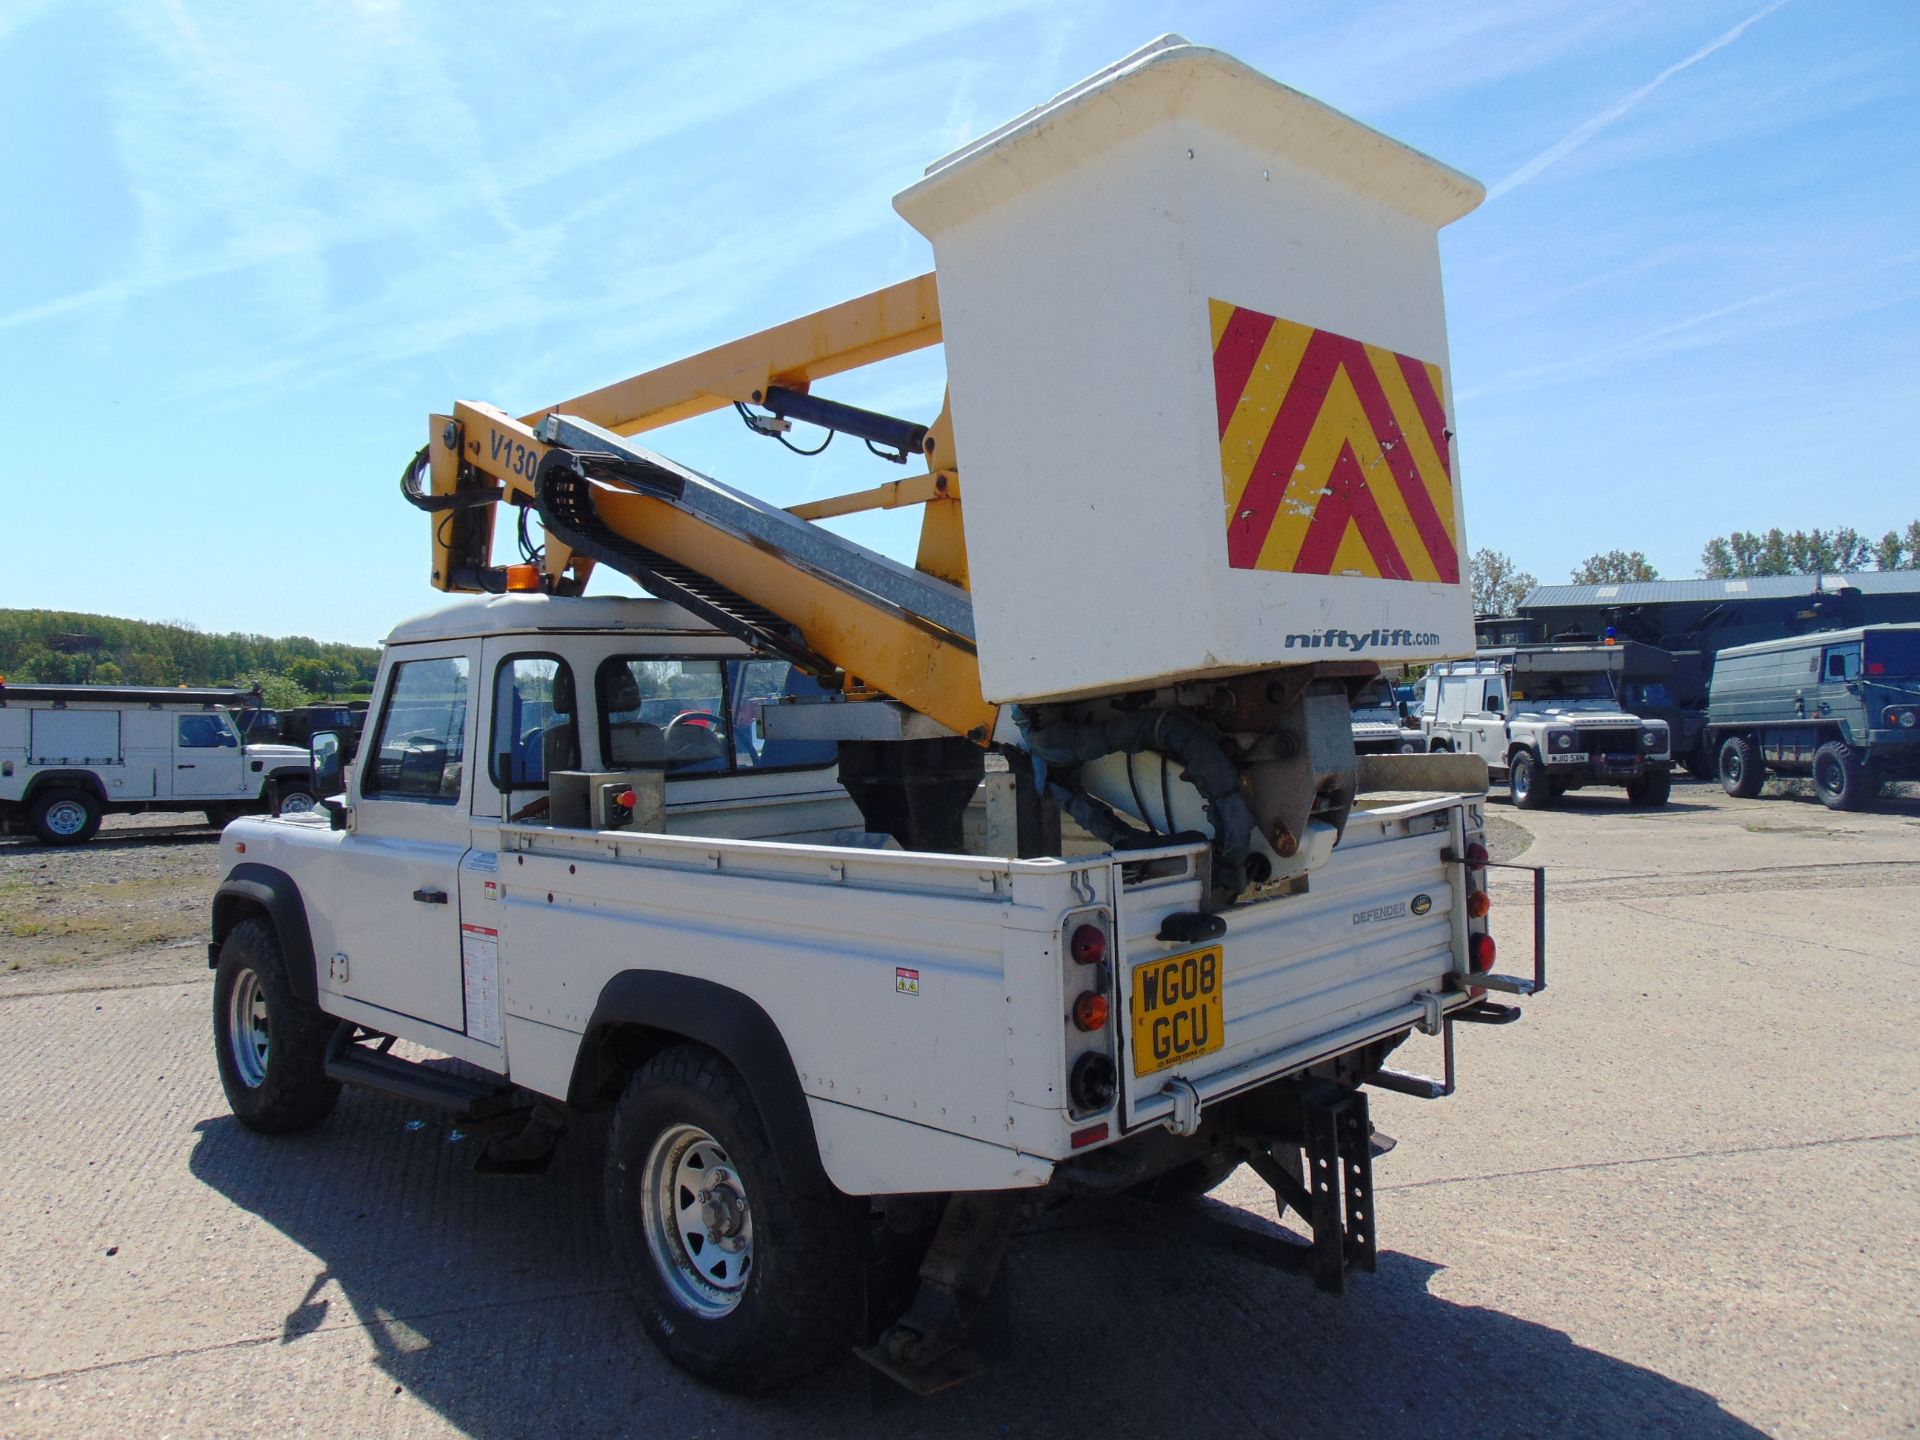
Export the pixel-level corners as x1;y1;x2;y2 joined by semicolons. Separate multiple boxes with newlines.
0;682;315;843
204;39;1545;1392
1421;649;1673;809
209;594;1538;1390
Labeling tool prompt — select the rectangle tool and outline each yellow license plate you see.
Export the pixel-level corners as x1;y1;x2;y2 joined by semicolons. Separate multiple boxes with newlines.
1130;945;1224;1077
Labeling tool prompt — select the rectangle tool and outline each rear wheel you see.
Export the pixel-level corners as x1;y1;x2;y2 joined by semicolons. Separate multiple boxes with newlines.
1626;768;1672;807
1719;736;1764;798
212;917;341;1132
1509;751;1548;810
29;787;101;845
605;1045;862;1391
1812;742;1870;811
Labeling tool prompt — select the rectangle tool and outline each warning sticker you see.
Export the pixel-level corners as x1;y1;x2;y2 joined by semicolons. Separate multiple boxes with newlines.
1211;299;1459;583
460;923;501;1047
895;967;920;996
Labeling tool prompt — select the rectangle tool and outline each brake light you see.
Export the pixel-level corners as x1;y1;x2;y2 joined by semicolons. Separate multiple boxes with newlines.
1470;932;1496;972
1464;842;1489;872
1070;923;1107;965
1072;992;1110;1032
1466;892;1491;919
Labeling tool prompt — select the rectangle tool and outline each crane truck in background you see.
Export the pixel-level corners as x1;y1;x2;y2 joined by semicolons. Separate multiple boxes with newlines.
204;37;1546;1392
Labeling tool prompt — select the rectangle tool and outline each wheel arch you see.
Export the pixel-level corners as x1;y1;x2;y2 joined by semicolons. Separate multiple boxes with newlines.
23;770;109;806
573;971;827;1191
209;863;319;1005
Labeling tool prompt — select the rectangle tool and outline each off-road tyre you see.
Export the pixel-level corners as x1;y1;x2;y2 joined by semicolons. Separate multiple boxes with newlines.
1626;768;1672;807
605;1045;863;1391
273;782;318;816
1812;741;1870;811
213;917;341;1133
1509;750;1548;810
1719;736;1764;798
29;787;101;845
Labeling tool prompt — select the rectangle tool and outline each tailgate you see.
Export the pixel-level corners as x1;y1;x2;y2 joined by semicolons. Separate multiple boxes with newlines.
1117;797;1469;1132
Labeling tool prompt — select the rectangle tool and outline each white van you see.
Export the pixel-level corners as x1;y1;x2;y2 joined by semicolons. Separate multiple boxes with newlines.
0;682;314;843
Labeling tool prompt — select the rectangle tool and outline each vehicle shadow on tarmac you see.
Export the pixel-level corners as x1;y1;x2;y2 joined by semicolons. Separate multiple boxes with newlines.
190;1098;1766;1439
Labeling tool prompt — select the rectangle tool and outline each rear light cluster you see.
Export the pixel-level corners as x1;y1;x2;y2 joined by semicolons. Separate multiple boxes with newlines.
1064;912;1119;1116
1463;836;1495;980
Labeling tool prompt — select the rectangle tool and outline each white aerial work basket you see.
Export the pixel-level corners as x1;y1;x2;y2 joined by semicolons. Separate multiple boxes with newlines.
895;36;1485;706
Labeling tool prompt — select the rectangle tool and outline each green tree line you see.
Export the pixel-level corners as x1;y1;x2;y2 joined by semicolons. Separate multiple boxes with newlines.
0;610;378;705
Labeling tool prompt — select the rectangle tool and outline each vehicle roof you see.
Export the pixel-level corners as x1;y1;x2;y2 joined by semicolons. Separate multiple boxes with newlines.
1524;571;1920;608
0;682;254;708
384;593;729;646
1715;622;1920;660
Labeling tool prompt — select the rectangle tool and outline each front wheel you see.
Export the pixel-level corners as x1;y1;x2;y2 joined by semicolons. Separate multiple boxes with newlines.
273;783;318;816
1626;768;1672;807
1719;736;1765;798
1812;742;1870;811
605;1046;862;1391
213;918;341;1132
1510;750;1548;810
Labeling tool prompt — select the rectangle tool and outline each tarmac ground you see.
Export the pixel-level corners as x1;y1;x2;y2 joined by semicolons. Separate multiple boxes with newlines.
1;777;1915;1438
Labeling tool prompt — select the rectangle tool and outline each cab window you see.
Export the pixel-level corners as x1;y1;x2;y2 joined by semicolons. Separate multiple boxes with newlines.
598;658;729;773
491;656;578;789
177;713;236;748
1481;681;1505;713
1823;644;1861;682
363;657;470;802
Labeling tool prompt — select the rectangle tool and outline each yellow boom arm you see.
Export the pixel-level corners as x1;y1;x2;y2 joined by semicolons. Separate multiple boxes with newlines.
415;276;991;740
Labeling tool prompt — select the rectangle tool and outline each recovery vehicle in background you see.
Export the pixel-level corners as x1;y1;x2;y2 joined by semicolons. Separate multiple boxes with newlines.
204;37;1546;1392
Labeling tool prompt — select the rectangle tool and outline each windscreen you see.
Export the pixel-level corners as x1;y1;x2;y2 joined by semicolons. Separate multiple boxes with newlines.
1864;632;1920;679
1512;670;1615;702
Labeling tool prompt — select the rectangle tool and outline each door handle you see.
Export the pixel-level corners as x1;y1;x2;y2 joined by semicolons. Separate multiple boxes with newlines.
412;888;448;905
177;763;195;769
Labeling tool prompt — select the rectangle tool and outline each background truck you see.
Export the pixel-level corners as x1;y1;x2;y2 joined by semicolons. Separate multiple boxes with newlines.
204;38;1543;1392
0;681;315;843
1707;623;1920;809
1420;647;1672;808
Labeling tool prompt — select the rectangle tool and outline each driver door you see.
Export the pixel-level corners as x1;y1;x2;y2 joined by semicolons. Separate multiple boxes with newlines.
1467;676;1508;767
311;644;475;1033
170;711;248;799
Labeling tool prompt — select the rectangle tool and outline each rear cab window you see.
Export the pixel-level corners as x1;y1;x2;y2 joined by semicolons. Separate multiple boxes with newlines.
491;655;579;791
596;656;837;775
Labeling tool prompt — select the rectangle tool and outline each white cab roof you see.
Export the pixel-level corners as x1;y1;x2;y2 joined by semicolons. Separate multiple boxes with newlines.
384;593;725;646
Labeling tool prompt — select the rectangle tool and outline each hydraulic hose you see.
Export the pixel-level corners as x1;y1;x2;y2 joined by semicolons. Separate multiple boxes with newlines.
1022;710;1258;891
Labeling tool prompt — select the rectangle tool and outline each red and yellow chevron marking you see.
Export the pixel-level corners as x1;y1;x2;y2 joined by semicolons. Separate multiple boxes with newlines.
1210;299;1459;583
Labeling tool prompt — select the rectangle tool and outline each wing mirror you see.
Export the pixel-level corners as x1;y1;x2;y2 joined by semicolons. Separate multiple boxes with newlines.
310;731;350;829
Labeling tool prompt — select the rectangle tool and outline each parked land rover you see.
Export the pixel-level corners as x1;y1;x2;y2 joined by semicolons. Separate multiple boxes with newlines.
1707;623;1920;809
0;682;314;843
1421;648;1672;808
1349;675;1422;755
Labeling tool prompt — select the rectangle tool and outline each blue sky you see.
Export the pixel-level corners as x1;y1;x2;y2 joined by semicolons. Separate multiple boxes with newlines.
2;1;1914;644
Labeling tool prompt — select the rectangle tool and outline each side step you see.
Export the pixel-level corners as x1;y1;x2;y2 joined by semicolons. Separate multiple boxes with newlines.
324;1027;513;1119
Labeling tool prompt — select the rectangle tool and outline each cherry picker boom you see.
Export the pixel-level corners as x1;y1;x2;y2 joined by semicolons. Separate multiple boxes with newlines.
400;32;1488;898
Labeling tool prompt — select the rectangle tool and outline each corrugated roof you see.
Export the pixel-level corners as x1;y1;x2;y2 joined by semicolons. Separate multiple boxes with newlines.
1524;571;1920;608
